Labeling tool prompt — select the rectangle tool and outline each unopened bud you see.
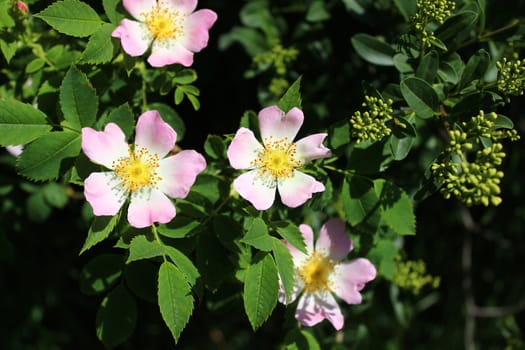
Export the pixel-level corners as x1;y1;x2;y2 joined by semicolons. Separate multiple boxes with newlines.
16;1;28;14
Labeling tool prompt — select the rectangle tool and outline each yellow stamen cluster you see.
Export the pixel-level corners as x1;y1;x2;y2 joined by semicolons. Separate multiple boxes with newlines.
251;137;301;181
113;146;162;192
142;2;185;42
298;252;336;293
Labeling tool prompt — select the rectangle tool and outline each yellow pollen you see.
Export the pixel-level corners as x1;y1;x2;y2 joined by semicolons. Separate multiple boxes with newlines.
141;2;185;41
298;252;336;293
251;137;301;179
113;146;162;192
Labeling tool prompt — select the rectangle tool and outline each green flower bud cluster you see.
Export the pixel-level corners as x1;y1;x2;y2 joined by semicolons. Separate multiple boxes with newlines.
496;57;525;96
411;0;455;48
392;258;440;295
350;96;394;143
253;41;299;76
432;111;519;206
268;77;289;97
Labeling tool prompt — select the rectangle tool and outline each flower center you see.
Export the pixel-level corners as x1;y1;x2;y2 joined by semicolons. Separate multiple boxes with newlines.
298;252;336;293
251;137;301;180
113;146;162;192
142;2;185;42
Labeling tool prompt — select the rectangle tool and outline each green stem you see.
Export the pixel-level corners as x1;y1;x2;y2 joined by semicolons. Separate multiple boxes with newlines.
151;224;167;262
458;18;525;49
323;164;355;176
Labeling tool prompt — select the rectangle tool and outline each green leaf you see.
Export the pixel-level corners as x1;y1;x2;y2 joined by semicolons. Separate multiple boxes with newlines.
393;0;417;21
0;3;15;29
42;182;68;208
80;23;115;64
99;103;135;139
440;53;464;84
79;254;123;295
25;58;46;74
493;114;514;129
243;252;279;330
284;329;321;350
0;39;17;63
242;217;274;251
102;0;122;24
416;50;439;82
127;235;165;263
368;240;398;279
459;49;490;89
328;119;351;153
342;175;382;233
0;100;51;146
163;246;200;287
400;77;439;119
271;238;295;304
80;214;119;255
60;65;98;130
158;216;202;238
306;1;330;22
351;33;395;66
375;179;416;235
158;261;194;343
16;131;81;181
435;11;478;46
35;0;104;37
96;285;137;348
203;134;226;160
273;221;307;254
172;69;198;84
277;76;302;113
187;93;201;111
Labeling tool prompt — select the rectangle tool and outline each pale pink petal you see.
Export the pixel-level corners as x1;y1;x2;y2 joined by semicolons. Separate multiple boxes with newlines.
158;150;206;198
233;170;276;210
112;19;151;56
296;292;344;330
318;292;345;330
259;106;304;145
298;224;314;254
315;219;353;261
122;0;156;20
277;171;325;208
227;128;263;169
182;9;217;52
331;258;377;305
165;0;197;14
284;240;308;267
128;189;176;228
295;133;331;164
81;123;129;169
134;110;177;158
278;276;304;305
148;40;194;67
294;293;327;328
84;172;126;216
6;145;23;157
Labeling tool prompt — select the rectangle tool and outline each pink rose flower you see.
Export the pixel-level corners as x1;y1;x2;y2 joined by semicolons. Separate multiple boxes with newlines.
112;0;217;67
279;219;376;330
81;110;206;228
227;105;331;210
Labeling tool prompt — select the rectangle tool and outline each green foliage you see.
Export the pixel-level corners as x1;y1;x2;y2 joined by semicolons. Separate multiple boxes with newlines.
1;0;524;349
243;252;279;330
158;261;194;343
35;0;103;37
